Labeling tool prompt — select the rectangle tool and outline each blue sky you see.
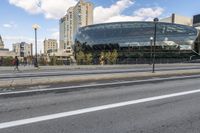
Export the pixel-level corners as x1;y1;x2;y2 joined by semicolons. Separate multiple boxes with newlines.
0;0;199;52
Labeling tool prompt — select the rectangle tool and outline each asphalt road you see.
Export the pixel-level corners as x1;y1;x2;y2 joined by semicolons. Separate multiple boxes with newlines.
1;64;200;79
1;77;200;132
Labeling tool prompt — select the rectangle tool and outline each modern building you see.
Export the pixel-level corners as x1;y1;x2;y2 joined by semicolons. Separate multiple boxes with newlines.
160;13;192;26
59;0;93;50
193;14;200;54
75;22;199;64
13;42;33;57
193;14;200;28
43;39;58;54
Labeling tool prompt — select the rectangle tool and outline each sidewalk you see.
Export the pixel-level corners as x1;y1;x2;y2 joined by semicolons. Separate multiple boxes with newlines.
0;63;199;73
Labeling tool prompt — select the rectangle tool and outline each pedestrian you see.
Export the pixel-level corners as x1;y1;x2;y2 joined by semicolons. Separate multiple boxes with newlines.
13;56;20;72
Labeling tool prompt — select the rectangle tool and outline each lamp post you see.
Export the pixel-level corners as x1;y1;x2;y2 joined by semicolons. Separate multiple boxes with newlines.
152;18;159;73
150;37;153;64
32;24;40;67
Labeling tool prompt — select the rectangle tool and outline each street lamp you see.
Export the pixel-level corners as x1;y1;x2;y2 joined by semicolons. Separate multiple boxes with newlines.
152;18;159;73
150;37;153;64
32;24;40;67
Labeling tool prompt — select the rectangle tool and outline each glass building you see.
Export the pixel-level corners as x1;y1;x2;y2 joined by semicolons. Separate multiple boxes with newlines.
74;22;199;64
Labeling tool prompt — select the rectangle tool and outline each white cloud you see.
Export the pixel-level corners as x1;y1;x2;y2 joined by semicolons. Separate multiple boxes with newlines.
3;24;12;28
39;0;77;19
2;22;17;28
8;0;164;22
94;0;134;23
105;7;164;23
9;0;41;14
94;1;164;23
134;7;164;21
9;0;77;19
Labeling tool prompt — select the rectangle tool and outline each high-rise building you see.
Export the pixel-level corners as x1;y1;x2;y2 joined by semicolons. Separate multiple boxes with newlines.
66;7;74;49
59;0;93;50
73;0;93;35
0;35;4;49
43;39;58;54
13;42;33;57
193;14;200;28
59;16;67;50
160;13;192;26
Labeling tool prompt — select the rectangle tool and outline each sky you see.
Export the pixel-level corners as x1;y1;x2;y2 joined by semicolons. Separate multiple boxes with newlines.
0;0;200;53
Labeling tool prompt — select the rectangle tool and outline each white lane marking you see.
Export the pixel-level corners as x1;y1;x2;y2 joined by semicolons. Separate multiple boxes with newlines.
1;89;200;129
1;74;200;96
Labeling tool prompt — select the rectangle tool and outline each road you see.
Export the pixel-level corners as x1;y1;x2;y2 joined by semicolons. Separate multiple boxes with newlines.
1;77;200;132
1;64;200;79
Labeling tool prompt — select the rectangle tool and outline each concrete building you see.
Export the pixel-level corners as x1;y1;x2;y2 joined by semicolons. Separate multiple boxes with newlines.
73;0;93;36
59;0;93;50
160;13;192;26
43;39;58;54
13;42;33;57
0;35;16;58
0;49;16;58
66;7;74;48
59;16;67;50
0;35;4;49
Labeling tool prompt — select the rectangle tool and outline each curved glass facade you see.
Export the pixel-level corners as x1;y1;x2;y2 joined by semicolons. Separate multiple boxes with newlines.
74;22;199;64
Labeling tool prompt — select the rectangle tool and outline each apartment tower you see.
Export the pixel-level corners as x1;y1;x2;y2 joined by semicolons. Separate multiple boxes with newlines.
59;0;93;50
43;39;58;54
13;42;33;57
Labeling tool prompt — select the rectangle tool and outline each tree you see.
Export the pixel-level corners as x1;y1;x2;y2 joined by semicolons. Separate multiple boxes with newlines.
104;51;111;64
38;55;48;66
56;59;64;65
49;55;57;66
2;57;13;66
110;49;118;64
99;50;118;65
85;53;93;65
76;51;85;65
99;51;105;65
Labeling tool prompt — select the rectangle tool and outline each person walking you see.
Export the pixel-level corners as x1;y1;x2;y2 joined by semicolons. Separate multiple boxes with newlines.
13;56;20;72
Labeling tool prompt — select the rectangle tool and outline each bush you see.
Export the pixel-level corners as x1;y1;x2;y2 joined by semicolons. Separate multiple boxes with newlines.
49;55;57;66
1;57;14;66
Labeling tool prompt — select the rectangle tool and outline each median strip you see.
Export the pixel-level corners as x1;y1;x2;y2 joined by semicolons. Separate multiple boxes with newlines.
1;69;200;88
1;74;200;98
